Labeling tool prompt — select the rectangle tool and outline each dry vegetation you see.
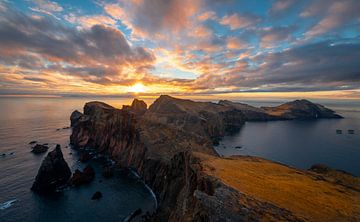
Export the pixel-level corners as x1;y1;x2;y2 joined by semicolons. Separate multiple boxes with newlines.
196;152;360;222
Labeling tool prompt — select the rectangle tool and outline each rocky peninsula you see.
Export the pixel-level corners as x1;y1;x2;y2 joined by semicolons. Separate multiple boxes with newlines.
67;95;358;221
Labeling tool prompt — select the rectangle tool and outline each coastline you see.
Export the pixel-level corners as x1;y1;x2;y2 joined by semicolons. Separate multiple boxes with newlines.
67;95;359;221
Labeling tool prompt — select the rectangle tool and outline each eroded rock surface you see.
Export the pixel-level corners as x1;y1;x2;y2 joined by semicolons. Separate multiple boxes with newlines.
70;110;83;127
31;145;71;193
69;165;95;186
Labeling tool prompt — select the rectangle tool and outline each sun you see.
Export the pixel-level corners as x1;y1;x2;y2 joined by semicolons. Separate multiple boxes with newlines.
129;83;146;93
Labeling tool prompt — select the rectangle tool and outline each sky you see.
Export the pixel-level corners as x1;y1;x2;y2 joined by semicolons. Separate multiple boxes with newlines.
0;0;359;99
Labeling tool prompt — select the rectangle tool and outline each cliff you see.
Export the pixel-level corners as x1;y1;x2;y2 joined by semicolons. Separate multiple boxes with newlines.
70;95;354;221
218;100;279;121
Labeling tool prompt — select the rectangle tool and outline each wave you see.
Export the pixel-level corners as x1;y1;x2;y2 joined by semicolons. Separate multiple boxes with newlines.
0;199;17;210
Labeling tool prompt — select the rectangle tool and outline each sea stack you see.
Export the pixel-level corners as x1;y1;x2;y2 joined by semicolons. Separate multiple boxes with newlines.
31;144;71;193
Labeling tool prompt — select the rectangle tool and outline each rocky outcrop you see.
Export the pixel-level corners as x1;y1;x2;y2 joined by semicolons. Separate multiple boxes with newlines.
69;165;95;186
70;110;83;127
91;191;102;200
69;95;349;221
31;144;49;154
31;145;71;193
146;95;245;144
122;99;147;116
262;99;342;119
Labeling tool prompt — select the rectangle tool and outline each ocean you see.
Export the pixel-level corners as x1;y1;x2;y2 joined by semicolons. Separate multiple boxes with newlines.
214;99;360;176
0;97;156;222
0;97;359;221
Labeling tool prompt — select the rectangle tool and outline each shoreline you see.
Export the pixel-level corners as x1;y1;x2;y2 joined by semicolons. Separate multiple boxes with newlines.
67;95;359;221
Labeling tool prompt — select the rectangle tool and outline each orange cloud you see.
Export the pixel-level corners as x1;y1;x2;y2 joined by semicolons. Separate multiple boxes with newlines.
226;37;246;50
219;13;260;30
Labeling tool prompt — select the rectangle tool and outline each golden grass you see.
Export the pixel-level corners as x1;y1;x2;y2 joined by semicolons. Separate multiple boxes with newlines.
196;153;360;222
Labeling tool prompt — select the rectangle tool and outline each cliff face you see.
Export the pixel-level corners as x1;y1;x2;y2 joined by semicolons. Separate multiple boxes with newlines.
146;95;245;143
69;96;349;221
218;100;279;121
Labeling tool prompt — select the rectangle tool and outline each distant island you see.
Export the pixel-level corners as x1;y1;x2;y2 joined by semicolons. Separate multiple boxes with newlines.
33;95;359;221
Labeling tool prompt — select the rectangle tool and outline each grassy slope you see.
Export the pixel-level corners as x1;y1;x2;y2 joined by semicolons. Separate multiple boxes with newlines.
196;152;360;222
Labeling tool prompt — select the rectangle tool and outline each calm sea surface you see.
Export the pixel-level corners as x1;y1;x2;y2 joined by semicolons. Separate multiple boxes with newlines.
0;97;156;222
0;97;359;221
215;99;360;176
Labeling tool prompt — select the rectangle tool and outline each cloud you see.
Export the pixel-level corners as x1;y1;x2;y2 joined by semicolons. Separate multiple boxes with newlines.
104;0;202;38
260;26;296;47
197;10;217;21
269;0;295;13
193;41;360;92
226;37;246;50
32;0;63;12
303;0;360;38
0;7;155;85
219;13;260;30
65;14;117;28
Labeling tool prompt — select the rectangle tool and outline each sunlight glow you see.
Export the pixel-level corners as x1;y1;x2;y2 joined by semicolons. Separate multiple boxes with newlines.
129;83;146;93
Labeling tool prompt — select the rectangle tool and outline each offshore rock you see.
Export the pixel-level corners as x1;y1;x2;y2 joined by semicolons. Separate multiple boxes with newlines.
69;165;95;186
31;145;71;193
91;191;102;200
31;144;49;154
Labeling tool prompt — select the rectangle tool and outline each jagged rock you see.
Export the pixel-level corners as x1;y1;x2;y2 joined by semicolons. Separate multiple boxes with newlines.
123;99;147;115
70;110;83;127
31;144;49;154
131;99;147;115
31;145;71;193
69;165;95;186
309;164;331;174
91;191;102;200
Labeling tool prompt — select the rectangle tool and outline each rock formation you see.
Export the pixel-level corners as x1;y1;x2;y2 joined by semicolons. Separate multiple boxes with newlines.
31;145;71;193
261;99;342;119
124;98;147;115
91;191;102;200
69;95;353;221
31;144;49;154
69;165;95;186
70;110;83;127
218;100;279;121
